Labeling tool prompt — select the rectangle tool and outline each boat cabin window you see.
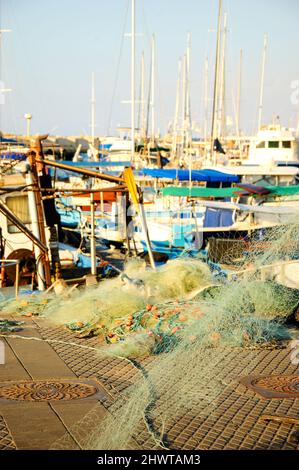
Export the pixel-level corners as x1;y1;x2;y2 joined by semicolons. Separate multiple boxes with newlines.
6;195;31;233
268;141;279;148
256;141;265;148
282;141;291;148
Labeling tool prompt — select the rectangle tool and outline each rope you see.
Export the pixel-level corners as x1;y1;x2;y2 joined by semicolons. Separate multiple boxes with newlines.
0;333;102;353
126;357;170;450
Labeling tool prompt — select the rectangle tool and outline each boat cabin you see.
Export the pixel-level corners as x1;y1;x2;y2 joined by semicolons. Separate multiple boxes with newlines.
248;125;298;165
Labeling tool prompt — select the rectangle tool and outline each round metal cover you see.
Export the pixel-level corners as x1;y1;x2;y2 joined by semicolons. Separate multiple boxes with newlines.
240;374;299;398
0;380;98;402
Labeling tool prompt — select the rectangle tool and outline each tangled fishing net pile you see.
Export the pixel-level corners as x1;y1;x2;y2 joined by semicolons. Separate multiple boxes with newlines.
1;220;299;449
0;258;216;356
1;242;298;357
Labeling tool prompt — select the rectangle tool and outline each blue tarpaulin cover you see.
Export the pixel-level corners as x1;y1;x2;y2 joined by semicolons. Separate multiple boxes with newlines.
0;152;27;161
203;208;234;227
142;168;240;183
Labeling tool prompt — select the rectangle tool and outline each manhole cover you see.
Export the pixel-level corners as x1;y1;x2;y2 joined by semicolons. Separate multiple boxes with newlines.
0;380;98;402
240;374;299;398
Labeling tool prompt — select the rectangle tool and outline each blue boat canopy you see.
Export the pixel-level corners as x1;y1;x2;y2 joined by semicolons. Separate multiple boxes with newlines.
0;152;27;161
142;168;240;183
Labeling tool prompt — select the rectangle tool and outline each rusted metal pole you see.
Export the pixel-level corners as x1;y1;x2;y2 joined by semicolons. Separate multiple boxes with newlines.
90;192;97;276
28;137;51;288
35;157;125;184
38;185;128;194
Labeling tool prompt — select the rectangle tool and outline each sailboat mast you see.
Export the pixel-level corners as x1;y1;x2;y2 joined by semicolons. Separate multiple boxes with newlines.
185;33;192;186
131;0;136;162
91;71;95;146
221;58;226;137
186;32;191;148
236;48;243;135
141;51;145;138
204;56;209;144
137;51;145;139
257;33;268;131
151;34;155;143
145;50;152;141
172;58;182;158
181;54;187;151
218;12;227;138
210;0;222;165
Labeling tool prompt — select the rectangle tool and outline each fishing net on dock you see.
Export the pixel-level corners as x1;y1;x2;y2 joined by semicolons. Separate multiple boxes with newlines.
1;219;299;450
45;220;299;449
0;257;213;339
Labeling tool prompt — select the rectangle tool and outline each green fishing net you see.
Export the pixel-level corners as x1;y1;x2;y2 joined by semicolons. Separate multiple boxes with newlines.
0;219;299;450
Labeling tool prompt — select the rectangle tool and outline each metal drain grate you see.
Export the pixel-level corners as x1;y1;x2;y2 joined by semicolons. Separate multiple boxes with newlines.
0;379;101;402
240;374;299;399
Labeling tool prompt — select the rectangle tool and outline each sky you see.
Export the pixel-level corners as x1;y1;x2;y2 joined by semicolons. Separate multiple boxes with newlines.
0;0;298;137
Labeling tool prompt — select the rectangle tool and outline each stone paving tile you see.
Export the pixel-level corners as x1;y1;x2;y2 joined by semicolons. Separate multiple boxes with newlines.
1;402;76;450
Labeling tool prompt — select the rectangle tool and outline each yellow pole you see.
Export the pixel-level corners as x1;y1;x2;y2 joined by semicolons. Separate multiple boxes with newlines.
123;168;156;270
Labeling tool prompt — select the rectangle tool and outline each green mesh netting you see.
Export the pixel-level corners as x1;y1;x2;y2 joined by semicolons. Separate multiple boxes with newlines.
1;219;299;450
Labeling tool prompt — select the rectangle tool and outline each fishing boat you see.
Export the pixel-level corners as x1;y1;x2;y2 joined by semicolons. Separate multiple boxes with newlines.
135;182;299;259
91;167;239;247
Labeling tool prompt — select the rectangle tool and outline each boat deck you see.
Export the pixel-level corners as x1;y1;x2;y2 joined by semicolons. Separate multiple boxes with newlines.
0;312;298;450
